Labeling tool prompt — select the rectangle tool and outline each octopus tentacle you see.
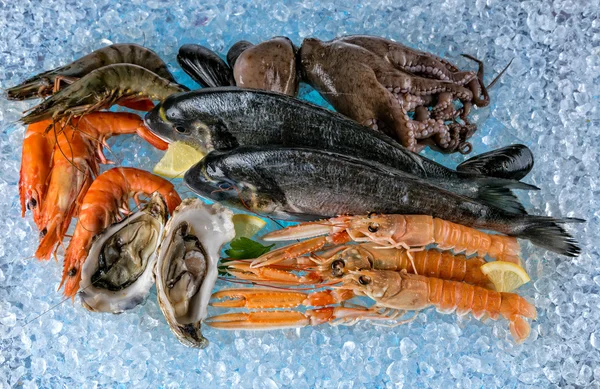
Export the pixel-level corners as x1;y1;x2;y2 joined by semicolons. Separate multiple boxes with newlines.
392;93;428;112
387;99;452;152
376;71;473;103
339;35;472;84
300;36;484;153
461;54;490;107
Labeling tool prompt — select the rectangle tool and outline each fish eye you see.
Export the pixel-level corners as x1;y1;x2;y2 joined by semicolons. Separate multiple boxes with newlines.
331;259;345;277
368;223;379;233
358;275;371;285
174;126;188;134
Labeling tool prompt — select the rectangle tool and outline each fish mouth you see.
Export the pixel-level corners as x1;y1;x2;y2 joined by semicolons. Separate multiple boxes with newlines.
144;105;174;144
183;163;231;202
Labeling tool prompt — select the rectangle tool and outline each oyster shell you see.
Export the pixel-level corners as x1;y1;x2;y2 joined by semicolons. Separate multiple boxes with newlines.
79;193;168;313
156;198;234;348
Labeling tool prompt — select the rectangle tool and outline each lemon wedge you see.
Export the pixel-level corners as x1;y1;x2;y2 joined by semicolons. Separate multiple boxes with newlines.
232;214;267;239
153;142;205;178
480;261;531;292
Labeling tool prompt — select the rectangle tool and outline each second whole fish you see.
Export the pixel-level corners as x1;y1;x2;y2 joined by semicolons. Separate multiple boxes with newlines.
184;146;583;257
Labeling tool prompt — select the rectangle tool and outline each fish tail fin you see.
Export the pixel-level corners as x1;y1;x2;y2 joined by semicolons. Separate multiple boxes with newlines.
517;216;585;257
476;179;538;215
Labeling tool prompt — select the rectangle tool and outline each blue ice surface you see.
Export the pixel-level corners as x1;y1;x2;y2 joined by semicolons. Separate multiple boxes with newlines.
0;0;598;388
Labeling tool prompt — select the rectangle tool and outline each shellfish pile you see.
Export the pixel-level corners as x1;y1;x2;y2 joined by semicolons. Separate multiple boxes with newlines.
6;36;584;348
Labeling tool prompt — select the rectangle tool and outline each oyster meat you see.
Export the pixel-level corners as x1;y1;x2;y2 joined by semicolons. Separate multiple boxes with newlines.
156;198;234;348
79;193;168;313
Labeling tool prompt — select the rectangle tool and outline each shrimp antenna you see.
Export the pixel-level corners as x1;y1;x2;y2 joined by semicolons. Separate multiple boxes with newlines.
50;119;88;175
24;261;134;326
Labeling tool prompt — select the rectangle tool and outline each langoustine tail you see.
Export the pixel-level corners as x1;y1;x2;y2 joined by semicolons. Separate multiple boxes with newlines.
500;293;537;344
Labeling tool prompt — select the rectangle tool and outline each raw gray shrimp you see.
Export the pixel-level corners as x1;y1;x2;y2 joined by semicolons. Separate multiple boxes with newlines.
21;64;188;125
7;43;178;100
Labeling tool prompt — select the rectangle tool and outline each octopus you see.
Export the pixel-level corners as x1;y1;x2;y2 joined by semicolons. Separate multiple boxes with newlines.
228;37;300;96
299;35;491;153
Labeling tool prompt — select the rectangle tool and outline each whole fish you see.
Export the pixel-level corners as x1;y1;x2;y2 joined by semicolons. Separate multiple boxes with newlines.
145;87;535;214
184;146;583;257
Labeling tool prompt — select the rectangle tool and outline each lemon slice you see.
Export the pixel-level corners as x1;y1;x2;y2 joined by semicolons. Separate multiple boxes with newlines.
232;214;267;239
153;142;205;178
480;261;531;292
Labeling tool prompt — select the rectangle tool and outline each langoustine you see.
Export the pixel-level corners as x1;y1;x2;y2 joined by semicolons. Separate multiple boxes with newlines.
225;243;492;289
207;269;537;344
252;214;522;267
60;167;181;298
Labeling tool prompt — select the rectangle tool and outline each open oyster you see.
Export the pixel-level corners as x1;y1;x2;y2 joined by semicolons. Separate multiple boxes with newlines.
156;198;234;348
79;193;168;313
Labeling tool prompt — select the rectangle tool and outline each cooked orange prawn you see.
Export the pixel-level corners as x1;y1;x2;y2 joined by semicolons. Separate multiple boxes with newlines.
35;125;98;260
208;269;536;343
19;120;55;228
74;112;168;161
252;214;521;268
60;167;181;298
226;243;492;288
